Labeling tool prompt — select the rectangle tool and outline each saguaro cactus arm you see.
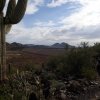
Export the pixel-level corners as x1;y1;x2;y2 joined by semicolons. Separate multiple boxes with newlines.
4;0;16;24
0;0;6;12
5;0;28;24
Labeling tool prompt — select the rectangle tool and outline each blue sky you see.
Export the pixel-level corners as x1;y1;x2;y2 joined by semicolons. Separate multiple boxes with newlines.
6;0;100;45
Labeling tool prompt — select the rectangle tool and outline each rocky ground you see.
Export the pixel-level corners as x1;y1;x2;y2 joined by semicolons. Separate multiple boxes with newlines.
51;78;100;100
1;71;100;100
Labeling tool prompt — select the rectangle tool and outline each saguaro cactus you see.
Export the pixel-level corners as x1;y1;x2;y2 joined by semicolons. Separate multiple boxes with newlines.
0;0;28;81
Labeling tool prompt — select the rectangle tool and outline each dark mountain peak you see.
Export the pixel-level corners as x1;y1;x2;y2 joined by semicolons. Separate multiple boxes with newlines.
7;42;24;51
51;42;72;48
11;42;23;46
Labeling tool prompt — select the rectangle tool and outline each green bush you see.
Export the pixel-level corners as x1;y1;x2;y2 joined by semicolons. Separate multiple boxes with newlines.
46;44;97;79
82;67;96;80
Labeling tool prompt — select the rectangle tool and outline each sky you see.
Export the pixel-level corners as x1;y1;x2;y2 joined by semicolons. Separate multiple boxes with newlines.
5;0;100;45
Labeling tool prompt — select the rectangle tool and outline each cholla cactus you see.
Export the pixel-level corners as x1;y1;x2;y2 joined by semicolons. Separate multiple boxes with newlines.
0;0;28;81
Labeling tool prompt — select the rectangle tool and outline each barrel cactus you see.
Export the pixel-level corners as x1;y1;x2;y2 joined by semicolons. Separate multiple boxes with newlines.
0;0;28;81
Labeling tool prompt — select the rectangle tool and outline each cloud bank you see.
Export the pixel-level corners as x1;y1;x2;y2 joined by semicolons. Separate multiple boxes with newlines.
6;0;100;45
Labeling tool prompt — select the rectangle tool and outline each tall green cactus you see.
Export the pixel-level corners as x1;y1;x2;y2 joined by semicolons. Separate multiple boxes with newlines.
0;0;28;81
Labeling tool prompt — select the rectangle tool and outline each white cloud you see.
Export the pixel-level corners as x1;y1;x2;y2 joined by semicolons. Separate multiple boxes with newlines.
6;23;52;44
56;0;100;45
61;0;100;28
34;21;56;27
6;21;69;45
47;0;77;7
4;0;44;15
26;0;44;14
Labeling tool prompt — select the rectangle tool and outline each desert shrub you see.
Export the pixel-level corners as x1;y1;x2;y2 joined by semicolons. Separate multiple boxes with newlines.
46;44;97;80
24;64;35;71
64;48;93;76
93;43;100;53
47;56;62;71
0;95;11;100
82;67;96;80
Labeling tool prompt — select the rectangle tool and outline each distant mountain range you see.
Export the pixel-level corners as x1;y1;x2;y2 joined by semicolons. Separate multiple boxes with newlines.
6;42;74;50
